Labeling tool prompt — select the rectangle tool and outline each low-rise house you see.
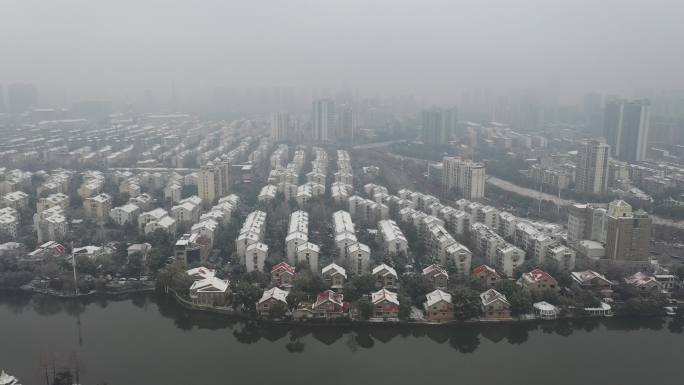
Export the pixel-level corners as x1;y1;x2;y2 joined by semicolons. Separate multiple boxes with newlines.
127;243;151;258
584;302;613;317
533;301;559;320
312;290;347;319
72;245;110;260
480;288;512;320
655;274;679;291
517;268;559;293
372;263;398;289
257;287;289;317
187;266;216;280
571;270;613;294
188;274;230;306
422;264;449;289
25;241;66;263
271;262;296;289
371;288;400;320
624;272;659;293
424;289;454;322
322;263;347;290
472;264;501;288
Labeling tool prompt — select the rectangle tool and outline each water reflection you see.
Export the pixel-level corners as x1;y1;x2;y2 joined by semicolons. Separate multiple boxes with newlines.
1;291;682;356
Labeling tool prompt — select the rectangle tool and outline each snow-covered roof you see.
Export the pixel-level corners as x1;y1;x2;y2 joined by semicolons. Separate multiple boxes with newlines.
322;263;346;278
371;288;399;305
372;263;397;278
190;276;229;293
425;289;452;307
258;287;288;304
480;288;510;307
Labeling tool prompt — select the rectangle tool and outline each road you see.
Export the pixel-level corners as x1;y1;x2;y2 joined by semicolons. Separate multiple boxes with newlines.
374;148;684;230
486;176;571;206
352;139;407;150
487;176;683;229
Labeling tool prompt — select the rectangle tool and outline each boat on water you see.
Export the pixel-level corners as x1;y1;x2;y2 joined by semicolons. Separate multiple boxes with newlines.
0;370;21;385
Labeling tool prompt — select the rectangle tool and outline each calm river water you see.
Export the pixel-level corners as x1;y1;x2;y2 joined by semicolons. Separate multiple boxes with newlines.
1;293;682;385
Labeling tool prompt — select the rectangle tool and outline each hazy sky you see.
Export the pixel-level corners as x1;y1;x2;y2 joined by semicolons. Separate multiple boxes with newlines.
2;0;683;103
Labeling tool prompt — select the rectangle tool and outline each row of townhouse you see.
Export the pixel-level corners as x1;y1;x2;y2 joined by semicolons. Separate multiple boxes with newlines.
236;210;269;272
174;194;239;265
34;205;68;243
284;210;320;272
309;146;328;185
2;191;29;209
257;184;278;203
258;285;400;321
471;223;525;277
334;150;353;186
270;144;289;171
332;210;370;275
0;169;32;195
248;137;272;166
138;207;177;235
295;182;325;206
0;207;19;239
331;182;353;204
396;206;472;275
348;195;389;225
84;193;112;223
377;219;408;256
36;170;72;197
77;170;105;198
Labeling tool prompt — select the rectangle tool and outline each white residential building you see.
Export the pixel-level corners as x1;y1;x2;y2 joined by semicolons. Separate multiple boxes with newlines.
378;219;408;255
245;242;268;272
0;207;18;239
296;242;320;272
3;191;29;209
236;210;267;263
109;203;141;226
84;193;112;223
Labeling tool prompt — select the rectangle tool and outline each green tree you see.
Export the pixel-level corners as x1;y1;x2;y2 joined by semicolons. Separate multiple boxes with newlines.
356;298;373;320
401;273;434;305
268;301;288;319
294;273;328;295
450;286;482;321
231;282;262;313
343;274;376;302
398;294;412;320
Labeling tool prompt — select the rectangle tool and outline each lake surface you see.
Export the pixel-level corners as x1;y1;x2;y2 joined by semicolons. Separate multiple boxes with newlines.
1;292;682;385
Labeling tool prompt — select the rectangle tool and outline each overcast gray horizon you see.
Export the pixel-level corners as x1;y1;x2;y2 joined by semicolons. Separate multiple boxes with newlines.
2;0;683;104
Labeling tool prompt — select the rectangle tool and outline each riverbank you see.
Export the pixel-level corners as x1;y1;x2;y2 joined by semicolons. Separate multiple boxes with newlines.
164;286;628;328
3;291;682;385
